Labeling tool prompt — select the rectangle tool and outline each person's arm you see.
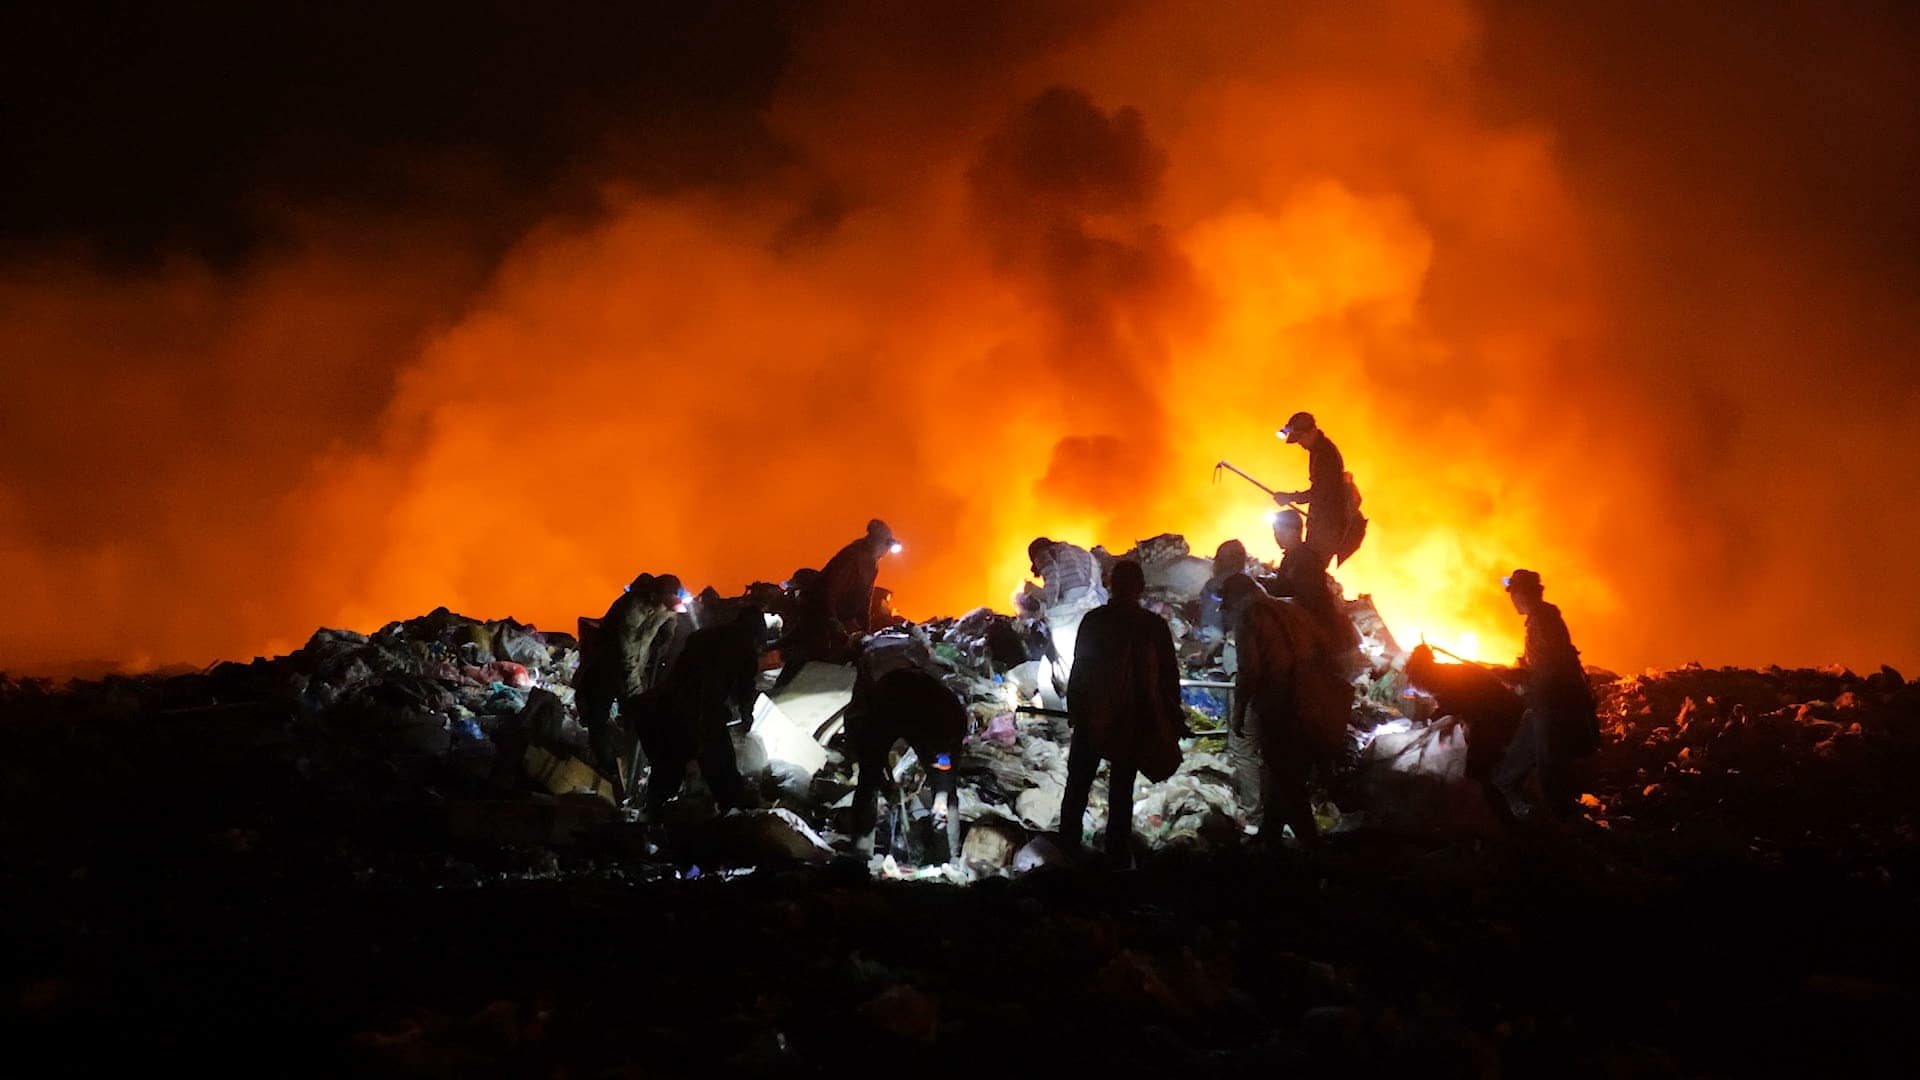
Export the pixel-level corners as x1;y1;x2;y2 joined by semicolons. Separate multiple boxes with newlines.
1230;618;1257;736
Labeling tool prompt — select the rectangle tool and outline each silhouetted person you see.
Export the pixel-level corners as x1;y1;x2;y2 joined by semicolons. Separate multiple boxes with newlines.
1060;560;1184;863
1276;411;1363;571
1494;569;1600;821
845;666;967;862
1199;539;1250;637
821;518;901;634
1405;643;1525;827
636;606;764;815
575;572;681;800
1222;574;1352;847
773;521;899;688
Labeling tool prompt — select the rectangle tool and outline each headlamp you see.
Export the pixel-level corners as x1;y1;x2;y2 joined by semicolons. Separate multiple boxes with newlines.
1501;575;1512;588
889;542;903;555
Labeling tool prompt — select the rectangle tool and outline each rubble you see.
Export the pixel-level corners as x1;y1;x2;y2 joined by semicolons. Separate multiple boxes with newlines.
1;538;1913;886
3;540;1914;1078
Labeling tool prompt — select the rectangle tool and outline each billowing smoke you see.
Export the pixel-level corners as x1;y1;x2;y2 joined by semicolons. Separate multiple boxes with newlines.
3;1;1916;677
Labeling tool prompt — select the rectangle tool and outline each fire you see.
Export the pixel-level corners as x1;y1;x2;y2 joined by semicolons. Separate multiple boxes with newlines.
1;3;1913;678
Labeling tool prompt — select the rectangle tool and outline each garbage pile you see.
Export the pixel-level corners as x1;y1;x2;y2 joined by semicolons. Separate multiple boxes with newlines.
1576;662;1920;852
3;536;1915;880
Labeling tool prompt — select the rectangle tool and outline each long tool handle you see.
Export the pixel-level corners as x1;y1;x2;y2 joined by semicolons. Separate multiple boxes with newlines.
1428;643;1492;668
1213;460;1278;497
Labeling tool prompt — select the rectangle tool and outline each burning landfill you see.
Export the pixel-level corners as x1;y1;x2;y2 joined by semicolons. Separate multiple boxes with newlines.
3;519;1918;1074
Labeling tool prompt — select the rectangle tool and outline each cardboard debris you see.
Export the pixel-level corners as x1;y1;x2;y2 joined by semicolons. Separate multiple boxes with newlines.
524;743;617;803
763;661;857;741
750;690;835;779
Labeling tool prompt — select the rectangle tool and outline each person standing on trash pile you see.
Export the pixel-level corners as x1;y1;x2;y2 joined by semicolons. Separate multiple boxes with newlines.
634;604;766;816
1275;411;1364;573
1494;570;1601;822
1059;560;1186;864
821;518;902;633
1263;502;1366;684
1221;574;1352;848
1404;644;1525;828
772;522;899;687
574;572;680;801
845;663;968;863
1024;536;1106;681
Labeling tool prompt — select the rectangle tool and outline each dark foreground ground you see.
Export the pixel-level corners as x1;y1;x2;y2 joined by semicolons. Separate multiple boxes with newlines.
4;811;1916;1077
4;656;1918;1076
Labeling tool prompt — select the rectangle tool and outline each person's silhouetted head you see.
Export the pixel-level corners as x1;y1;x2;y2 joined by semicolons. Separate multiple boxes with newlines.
865;519;899;556
1504;568;1544;615
1405;642;1437;689
1271;508;1304;552
1027;536;1057;575
1279;411;1321;447
1220;571;1263;617
1108;559;1146;603
1212;539;1248;576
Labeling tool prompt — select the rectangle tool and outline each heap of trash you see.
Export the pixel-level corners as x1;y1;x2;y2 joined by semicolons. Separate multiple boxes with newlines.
3;532;1915;881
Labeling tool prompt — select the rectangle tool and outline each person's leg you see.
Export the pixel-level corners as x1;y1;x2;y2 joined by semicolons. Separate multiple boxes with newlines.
1058;728;1099;849
938;771;962;865
1492;710;1545;819
1259;712;1317;847
1103;759;1138;863
580;684;627;803
1537;713;1579;821
644;750;690;813
697;705;751;812
851;746;885;858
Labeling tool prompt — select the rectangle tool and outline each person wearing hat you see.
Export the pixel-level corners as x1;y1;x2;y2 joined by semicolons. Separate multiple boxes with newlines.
1022;536;1106;681
1275;411;1357;574
1493;569;1601;821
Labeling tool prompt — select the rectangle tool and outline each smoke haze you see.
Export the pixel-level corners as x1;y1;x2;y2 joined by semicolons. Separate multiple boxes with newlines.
3;1;1916;676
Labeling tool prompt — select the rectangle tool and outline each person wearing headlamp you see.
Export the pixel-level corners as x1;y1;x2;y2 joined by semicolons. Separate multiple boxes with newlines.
1493;569;1600;822
1274;411;1364;574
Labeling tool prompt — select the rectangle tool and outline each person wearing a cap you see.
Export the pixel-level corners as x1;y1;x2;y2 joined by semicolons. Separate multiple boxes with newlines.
1275;411;1353;575
1493;569;1600;821
1021;536;1106;681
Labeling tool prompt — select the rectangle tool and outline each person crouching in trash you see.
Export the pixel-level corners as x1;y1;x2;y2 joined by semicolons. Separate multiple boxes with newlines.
844;665;968;864
575;572;681;802
633;605;766;816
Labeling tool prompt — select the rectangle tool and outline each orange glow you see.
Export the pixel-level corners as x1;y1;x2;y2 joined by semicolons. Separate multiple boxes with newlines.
2;2;1915;679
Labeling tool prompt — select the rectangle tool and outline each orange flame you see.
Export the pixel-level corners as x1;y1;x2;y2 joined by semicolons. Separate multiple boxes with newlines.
2;2;1915;678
